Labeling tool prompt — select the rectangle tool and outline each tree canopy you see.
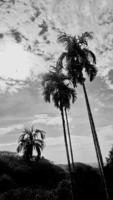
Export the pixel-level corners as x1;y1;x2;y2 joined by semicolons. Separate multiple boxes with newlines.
17;126;45;161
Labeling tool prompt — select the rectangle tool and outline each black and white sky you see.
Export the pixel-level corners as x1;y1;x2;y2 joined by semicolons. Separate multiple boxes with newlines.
0;0;113;164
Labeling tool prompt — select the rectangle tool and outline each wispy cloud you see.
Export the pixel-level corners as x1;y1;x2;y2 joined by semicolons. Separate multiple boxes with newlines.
0;124;23;136
0;142;17;147
44;132;112;164
0;0;113;90
32;114;72;126
98;125;113;141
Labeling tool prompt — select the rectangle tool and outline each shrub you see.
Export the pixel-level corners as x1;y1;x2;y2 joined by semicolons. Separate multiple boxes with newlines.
0;187;57;200
56;179;72;200
0;174;16;193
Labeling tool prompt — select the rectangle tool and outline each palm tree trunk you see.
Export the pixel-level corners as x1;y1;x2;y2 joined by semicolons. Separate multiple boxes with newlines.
65;108;75;171
60;107;74;200
82;82;110;200
36;147;41;161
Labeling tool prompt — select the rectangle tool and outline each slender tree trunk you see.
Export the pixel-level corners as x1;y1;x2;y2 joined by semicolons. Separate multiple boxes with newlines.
36;147;41;161
60;107;74;200
65;108;75;171
82;82;110;200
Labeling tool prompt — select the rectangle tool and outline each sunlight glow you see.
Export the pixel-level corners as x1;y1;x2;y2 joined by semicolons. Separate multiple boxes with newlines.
0;40;32;80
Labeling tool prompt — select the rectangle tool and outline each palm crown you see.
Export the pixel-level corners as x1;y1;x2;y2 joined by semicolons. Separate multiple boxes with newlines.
42;66;76;110
57;32;97;87
17;126;45;161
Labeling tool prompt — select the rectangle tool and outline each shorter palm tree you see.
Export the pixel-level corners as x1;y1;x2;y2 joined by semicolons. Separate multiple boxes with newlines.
17;126;45;161
42;67;76;200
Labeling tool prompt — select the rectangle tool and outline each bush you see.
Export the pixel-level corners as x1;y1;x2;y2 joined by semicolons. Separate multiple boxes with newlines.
0;174;16;193
0;187;57;200
0;153;66;189
56;179;72;200
106;145;113;167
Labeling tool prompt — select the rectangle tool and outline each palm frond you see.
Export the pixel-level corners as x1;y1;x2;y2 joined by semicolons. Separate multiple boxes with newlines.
68;87;77;104
35;146;41;157
42;65;77;110
67;70;78;87
18;133;26;142
82;32;93;40
58;33;71;44
23;128;29;134
41;73;53;87
78;32;93;46
56;52;67;70
50;90;59;109
85;62;97;81
34;129;45;139
17;143;23;153
83;48;96;64
35;140;45;149
34;141;45;151
58;33;78;53
42;83;56;103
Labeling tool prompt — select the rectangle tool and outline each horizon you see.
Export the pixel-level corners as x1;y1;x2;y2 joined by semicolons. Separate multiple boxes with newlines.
0;0;113;164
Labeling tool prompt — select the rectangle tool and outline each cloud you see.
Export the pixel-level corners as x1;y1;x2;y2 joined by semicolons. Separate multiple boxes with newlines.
81;2;91;17
0;124;23;136
86;76;113;111
0;77;27;93
0;0;113;91
105;69;113;89
44;124;113;164
0;142;17;152
46;135;92;147
0;142;17;147
32;114;72;126
98;8;113;26
0;40;32;79
44;133;111;164
0;38;47;76
98;125;113;140
0;81;42;119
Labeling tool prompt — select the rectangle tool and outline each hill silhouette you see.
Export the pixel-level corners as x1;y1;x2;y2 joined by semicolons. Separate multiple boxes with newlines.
0;151;110;200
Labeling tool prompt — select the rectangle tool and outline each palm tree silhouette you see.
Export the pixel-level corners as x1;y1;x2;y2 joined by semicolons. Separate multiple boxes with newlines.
57;32;110;200
17;126;45;161
65;108;75;170
42;66;76;199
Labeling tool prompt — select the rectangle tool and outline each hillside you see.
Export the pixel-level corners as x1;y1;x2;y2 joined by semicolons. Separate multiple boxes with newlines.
0;151;110;200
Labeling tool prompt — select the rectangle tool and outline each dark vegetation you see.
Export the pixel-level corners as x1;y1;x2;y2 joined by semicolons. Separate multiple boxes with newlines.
17;127;45;162
0;151;112;200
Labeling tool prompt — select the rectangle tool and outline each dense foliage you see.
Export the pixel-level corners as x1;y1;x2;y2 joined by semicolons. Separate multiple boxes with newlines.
0;151;110;200
106;145;113;167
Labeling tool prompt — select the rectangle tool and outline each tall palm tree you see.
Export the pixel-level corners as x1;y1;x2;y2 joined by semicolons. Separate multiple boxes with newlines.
17;126;45;161
65;108;75;170
57;32;110;200
42;67;76;199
